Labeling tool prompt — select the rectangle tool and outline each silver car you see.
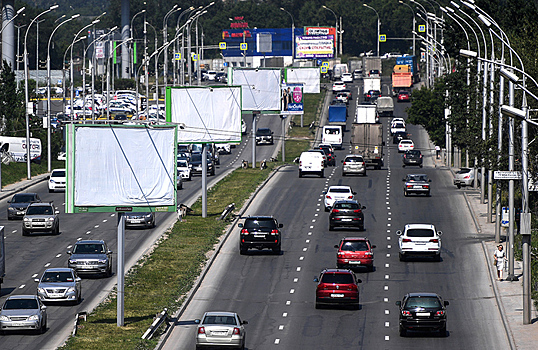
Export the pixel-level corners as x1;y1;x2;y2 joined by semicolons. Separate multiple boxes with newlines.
67;240;113;277
403;174;431;196
125;212;156;229
195;311;248;349
342;154;366;176
36;268;81;305
453;167;476;188
22;202;60;236
0;295;47;334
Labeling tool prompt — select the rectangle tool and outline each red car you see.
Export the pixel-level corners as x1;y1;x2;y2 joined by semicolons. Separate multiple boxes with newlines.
314;269;362;309
397;91;410;102
335;237;376;271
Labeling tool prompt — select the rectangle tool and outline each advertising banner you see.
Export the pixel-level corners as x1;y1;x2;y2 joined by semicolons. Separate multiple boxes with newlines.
281;83;304;115
295;35;334;59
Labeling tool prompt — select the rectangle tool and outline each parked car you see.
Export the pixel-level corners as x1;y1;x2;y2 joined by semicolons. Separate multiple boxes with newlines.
396;292;449;337
393;131;408;144
324;185;356;211
314;269;362;309
398;139;415;153
255;128;274;145
48;168;66;192
453;167;476;188
402;150;423;167
0;295;47;334
341;154;366;176
329;200;366;231
67;240;113;277
403;174;431;196
7;193;41;220
239;216;283;254
177;159;192;181
22;202;60;236
397;90;411;102
335;237;376;271
35;268;82;305
195;311;247;349
397;223;442;261
124;212;156;229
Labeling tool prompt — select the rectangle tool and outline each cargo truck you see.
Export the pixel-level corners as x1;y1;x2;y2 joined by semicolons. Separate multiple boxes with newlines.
392;64;413;96
327;104;347;126
355;104;378;124
333;64;348;80
362;56;382;76
395;55;419;83
350;123;384;169
376;97;394;117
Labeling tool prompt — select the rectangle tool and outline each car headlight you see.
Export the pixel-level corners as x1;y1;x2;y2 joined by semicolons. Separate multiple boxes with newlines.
28;315;39;321
145;213;152;218
0;315;9;321
50;179;56;184
7;207;15;211
67;287;76;293
23;217;30;222
98;259;108;264
37;288;46;293
47;217;55;222
68;259;76;265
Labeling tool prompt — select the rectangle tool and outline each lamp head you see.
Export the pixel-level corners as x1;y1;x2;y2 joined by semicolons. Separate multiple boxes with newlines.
478;14;491;27
499;68;520;83
16;7;25;14
501;105;526;120
459;49;477;58
462;1;476;10
450;1;460;9
49;4;59;10
71;14;81;19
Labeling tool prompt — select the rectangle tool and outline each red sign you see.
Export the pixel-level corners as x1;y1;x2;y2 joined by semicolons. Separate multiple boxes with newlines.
222;30;252;39
231;22;249;29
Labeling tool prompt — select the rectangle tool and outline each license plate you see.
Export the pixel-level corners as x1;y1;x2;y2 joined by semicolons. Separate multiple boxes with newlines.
130;219;141;223
304;166;311;169
17;211;25;215
253;234;265;238
413;185;423;189
349;261;361;264
416;312;430;317
330;294;344;298
48;294;63;298
342;219;352;222
212;331;227;336
12;322;26;327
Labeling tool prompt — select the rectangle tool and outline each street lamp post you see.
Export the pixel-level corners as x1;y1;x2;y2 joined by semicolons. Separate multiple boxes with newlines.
47;13;80;172
106;38;133;121
280;7;295;66
175;7;195;85
322;5;338;59
130;9;146;78
399;1;416;56
146;22;159;103
162;5;179;89
363;4;380;57
24;4;59;180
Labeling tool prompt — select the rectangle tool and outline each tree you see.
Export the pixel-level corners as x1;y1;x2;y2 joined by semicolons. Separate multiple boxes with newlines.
0;60;26;136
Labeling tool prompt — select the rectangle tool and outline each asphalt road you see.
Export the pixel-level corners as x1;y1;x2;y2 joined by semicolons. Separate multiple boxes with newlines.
161;80;510;349
0;113;283;349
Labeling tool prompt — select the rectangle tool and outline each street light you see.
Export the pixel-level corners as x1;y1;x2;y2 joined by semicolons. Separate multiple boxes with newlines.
24;4;58;180
280;7;295;66
130;9;146;77
363;4;380;57
47;13;80;172
398;1;415;56
0;6;25;34
175;7;195;85
322;5;338;59
106;38;133;120
163;5;180;89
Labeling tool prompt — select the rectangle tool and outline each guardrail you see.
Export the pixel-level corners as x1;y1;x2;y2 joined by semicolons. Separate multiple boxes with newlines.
218;203;235;221
142;308;169;340
72;311;87;336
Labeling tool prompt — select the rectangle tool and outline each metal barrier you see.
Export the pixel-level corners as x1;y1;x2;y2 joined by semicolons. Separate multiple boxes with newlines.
218;203;235;221
72;311;87;336
142;308;169;340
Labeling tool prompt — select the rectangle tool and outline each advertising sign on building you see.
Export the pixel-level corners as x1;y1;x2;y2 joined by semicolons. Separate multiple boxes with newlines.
305;27;336;37
281;83;304;115
295;35;334;59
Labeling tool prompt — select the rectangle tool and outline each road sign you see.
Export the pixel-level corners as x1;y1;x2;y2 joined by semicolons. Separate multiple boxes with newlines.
174;53;181;60
322;61;329;67
191;53;198;61
418;24;426;32
494;171;522;180
219;42;226;50
320;66;328;74
240;43;248;51
502;207;509;227
379;34;386;42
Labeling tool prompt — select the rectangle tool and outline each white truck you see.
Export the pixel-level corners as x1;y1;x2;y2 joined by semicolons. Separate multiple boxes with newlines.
355;104;378;124
363;77;381;93
333;63;348;80
376;97;394;117
350;123;384;170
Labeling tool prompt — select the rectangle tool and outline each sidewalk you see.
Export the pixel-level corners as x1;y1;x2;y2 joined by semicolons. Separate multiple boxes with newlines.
433;156;538;350
0;173;49;201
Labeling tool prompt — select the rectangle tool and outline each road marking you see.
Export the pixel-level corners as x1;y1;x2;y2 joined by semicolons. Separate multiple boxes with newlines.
385;336;390;341
385;322;390;327
56;254;62;258
19;284;25;289
387;229;391;233
314;214;318;217
12;230;16;233
299;256;304;261
275;339;280;344
388;218;392;221
385;309;390;315
387;207;391;210
387;236;391;240
386;253;391;257
290;289;295;294
310;226;314;229
385;263;390;268
316;209;320;212
384;285;389;291
308;232;312;235
286;301;291;305
111;214;115;217
67;245;72;249
306;240;310;243
94;225;99;228
385;274;390;279
388;212;391;215
32;274;38;278
44;263;51;267
77;237;82;241
279;325;284;330
386;202;390;204
384;297;389;302
303;248;307;251
296;267;301;271
317;203;321;206
387;245;391;249
387;223;391;227
282;312;288;317
103;219;107;223
86;231;91;235
294;278;298;283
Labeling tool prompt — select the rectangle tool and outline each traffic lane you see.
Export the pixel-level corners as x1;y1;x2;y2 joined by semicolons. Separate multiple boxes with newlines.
161;165;328;349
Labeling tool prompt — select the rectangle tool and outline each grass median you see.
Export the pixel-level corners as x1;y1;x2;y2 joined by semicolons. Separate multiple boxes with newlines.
61;92;325;349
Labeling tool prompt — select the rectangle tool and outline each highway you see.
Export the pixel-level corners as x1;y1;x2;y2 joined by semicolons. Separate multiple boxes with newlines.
0;114;283;349
161;79;511;349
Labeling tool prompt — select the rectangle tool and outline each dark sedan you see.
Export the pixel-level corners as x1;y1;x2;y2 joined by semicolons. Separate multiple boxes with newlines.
7;193;42;220
329;200;366;231
396;292;449;337
402;150;423;167
393;131;408;144
190;152;215;176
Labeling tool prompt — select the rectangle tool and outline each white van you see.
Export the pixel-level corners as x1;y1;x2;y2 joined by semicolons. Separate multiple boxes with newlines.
322;125;343;150
299;151;325;178
0;136;42;163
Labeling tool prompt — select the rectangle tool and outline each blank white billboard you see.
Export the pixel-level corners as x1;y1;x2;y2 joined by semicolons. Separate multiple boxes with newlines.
167;86;242;143
66;124;177;213
285;68;321;93
230;68;281;112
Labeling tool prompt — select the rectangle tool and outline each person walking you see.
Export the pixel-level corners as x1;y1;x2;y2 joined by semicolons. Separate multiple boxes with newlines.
494;245;506;281
435;145;441;159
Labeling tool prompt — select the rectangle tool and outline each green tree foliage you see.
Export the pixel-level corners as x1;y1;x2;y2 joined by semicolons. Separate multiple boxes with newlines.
0;60;26;137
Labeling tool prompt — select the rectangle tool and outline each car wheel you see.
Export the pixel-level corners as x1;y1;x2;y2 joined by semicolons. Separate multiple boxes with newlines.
342;172;346;176
320;170;324;178
48;188;53;193
434;254;441;262
106;265;112;277
402;164;405;168
456;184;461;189
399;252;405;261
404;191;408;197
399;327;407;337
298;171;302;178
329;224;334;231
420;164;423;168
188;175;192;181
239;246;247;255
272;245;281;255
324;206;329;212
7;216;12;221
367;265;374;272
440;325;447;337
22;229;28;236
315;302;321;309
359;225;365;231
363;172;367;176
77;292;82;304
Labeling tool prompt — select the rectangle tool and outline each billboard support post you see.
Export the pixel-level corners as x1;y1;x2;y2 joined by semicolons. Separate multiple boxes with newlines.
281;115;286;162
117;213;125;327
252;112;257;168
202;143;207;218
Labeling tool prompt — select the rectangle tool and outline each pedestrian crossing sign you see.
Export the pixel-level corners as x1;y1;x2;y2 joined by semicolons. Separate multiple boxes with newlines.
418;24;426;32
174;53;181;60
240;43;248;51
379;34;386;42
191;53;198;61
320;66;328;73
219;42;226;50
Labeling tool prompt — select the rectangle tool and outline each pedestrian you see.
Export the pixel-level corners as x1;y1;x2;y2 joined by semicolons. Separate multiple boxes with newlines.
493;245;506;281
435;145;441;159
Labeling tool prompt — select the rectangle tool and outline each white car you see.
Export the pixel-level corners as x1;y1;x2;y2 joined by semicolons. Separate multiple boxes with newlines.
177;159;192;181
341;73;353;83
324;185;356;211
216;144;231;154
48;168;66;192
195;312;247;349
204;71;217;81
332;82;346;94
391;122;406;135
398;139;414;153
391;117;405;127
397;224;442;261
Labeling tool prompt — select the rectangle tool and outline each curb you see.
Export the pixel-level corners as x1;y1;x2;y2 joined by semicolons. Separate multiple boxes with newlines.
155;163;290;350
0;174;50;201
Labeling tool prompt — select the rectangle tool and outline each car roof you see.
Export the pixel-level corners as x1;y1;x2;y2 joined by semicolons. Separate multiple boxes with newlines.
246;216;274;219
203;311;237;317
328;185;352;190
321;268;354;274
344;154;363;158
43;267;74;273
404;223;436;230
28;202;53;207
6;295;39;300
76;240;106;245
406;292;441;298
400;139;413;143
341;237;368;242
51;168;66;172
333;199;358;205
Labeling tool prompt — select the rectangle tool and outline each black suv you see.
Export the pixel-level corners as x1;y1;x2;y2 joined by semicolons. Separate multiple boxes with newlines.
402;150;423;167
396;292;449;337
255;128;274;145
393;131;408;144
238;216;283;254
7;193;42;220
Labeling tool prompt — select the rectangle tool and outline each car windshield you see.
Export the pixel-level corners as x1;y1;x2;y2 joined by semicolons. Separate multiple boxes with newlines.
3;299;38;310
191;154;202;162
257;129;271;136
324;128;340;135
406;229;435;237
73;244;105;254
51;170;65;177
177;161;188;168
329;188;351;193
407;175;428;182
394;123;405;128
320;273;354;284
345;157;363;163
12;194;36;203
406;151;421;156
244;219;276;230
203;315;237;325
42;271;74;283
457;168;472;174
26;206;53;215
341;241;369;251
405;296;441;308
334;202;359;209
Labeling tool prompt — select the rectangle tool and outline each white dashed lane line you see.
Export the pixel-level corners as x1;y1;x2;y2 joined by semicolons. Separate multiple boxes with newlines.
56;254;62;258
19;284;25;289
32;274;38;278
44;263;51;267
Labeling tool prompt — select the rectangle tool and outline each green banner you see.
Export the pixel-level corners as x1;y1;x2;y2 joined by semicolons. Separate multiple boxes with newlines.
133;42;137;64
113;41;117;64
